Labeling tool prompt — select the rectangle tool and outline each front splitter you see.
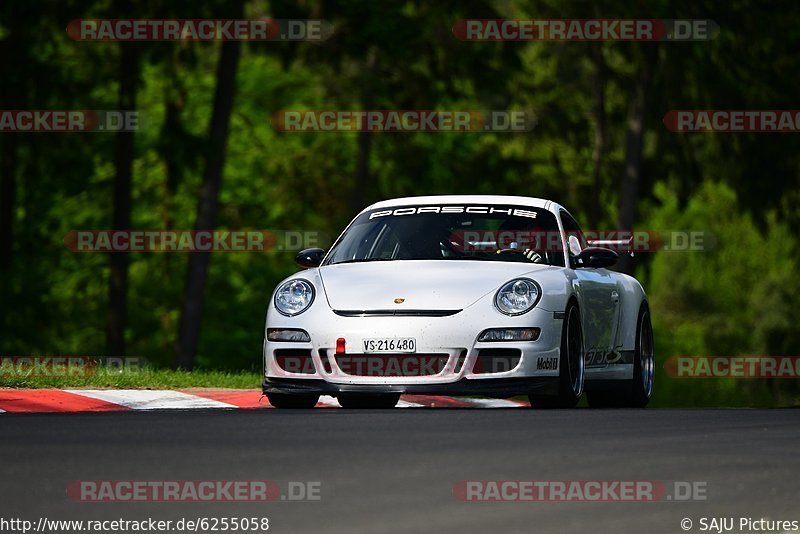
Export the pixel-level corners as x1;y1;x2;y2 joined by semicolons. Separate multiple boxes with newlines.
262;376;558;398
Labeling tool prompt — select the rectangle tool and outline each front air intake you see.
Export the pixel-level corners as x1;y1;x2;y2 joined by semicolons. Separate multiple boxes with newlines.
472;349;522;374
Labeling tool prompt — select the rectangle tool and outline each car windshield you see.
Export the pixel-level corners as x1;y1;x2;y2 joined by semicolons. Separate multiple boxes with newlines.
325;204;565;267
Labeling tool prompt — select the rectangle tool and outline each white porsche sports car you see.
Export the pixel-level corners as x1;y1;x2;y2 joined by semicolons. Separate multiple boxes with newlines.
262;195;654;409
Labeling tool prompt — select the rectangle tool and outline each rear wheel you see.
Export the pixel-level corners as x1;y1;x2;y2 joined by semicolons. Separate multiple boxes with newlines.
529;301;584;409
587;302;654;408
337;394;401;409
266;393;319;409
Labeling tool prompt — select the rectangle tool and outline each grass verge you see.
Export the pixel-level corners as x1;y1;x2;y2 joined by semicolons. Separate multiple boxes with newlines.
0;368;262;390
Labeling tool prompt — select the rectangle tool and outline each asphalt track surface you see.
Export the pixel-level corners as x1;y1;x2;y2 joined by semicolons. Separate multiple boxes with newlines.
1;409;799;534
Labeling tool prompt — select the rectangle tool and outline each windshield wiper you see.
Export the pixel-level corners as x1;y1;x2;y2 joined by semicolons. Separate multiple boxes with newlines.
445;255;493;261
330;257;394;265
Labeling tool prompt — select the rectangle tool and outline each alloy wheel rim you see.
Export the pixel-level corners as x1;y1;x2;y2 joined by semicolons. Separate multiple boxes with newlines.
639;312;655;398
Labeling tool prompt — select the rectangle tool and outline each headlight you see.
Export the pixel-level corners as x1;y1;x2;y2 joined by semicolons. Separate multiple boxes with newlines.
274;279;315;316
494;278;541;316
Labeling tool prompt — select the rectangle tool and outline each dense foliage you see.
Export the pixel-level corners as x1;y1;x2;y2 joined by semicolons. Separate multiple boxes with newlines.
1;0;798;405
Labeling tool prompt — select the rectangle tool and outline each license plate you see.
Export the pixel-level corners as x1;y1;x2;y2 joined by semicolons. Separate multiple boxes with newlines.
362;338;417;353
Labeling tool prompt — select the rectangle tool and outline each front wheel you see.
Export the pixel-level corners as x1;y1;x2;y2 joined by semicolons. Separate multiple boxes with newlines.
266;393;319;409
337;394;401;409
530;301;584;408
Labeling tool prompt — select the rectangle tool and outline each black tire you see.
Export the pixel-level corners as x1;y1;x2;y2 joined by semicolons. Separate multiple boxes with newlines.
337;394;401;409
529;301;584;409
587;302;654;408
266;393;319;409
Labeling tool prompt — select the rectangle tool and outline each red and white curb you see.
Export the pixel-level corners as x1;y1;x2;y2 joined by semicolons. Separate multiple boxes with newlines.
0;389;528;413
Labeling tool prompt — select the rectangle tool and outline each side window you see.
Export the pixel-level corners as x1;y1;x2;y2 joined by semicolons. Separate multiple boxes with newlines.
559;210;587;258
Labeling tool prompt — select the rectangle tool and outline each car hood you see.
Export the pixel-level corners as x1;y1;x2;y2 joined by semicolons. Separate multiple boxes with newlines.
318;260;550;311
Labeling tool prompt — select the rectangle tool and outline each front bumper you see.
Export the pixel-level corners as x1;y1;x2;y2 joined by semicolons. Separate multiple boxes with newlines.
264;296;564;395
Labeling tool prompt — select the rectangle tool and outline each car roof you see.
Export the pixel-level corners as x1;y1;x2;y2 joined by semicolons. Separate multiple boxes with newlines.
365;195;554;212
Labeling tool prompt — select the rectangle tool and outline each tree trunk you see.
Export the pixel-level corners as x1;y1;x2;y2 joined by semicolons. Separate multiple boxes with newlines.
0;32;20;272
351;47;377;214
589;46;607;230
106;43;139;355
175;38;242;370
616;53;653;274
0;136;16;272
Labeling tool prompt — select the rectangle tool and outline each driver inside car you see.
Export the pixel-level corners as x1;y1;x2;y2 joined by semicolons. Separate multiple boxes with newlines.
513;243;544;263
495;219;545;263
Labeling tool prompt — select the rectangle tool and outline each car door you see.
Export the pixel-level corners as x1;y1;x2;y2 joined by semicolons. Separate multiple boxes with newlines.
560;210;620;362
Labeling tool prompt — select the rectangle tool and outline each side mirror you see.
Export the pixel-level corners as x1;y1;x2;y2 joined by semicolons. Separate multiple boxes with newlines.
574;247;618;269
295;248;326;268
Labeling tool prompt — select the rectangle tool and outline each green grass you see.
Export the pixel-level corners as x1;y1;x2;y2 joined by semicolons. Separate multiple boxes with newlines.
0;368;261;390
